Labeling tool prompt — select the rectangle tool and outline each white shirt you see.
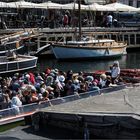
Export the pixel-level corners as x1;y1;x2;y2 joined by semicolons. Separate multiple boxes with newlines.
99;78;106;88
107;15;113;23
111;66;120;78
11;96;22;108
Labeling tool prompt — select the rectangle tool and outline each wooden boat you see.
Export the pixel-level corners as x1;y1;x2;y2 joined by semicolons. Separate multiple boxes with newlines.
0;84;126;125
0;30;38;45
0;40;25;56
32;84;140;139
35;0;127;60
0;30;40;56
43;0;127;60
50;38;127;60
0;54;38;75
85;69;140;83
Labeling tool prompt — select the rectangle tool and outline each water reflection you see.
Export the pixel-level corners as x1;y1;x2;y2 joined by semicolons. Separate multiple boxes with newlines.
126;53;140;69
36;53;140;73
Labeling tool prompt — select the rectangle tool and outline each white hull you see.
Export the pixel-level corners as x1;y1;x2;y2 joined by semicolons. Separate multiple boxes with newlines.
51;44;126;60
0;55;38;74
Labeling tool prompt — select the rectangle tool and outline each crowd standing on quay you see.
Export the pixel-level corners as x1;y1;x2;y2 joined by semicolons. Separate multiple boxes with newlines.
0;9;119;29
0;61;121;112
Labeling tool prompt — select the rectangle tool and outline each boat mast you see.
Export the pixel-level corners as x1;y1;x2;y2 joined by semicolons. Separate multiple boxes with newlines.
78;0;82;40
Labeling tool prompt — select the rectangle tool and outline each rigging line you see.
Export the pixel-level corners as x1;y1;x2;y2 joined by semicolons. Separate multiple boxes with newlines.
85;0;98;40
85;0;96;31
15;1;34;31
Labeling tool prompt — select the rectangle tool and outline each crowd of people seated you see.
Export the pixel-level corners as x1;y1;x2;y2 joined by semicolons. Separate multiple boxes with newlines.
0;61;121;111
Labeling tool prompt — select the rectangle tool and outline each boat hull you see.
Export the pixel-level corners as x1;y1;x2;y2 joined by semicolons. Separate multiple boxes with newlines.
0;55;38;74
51;44;126;60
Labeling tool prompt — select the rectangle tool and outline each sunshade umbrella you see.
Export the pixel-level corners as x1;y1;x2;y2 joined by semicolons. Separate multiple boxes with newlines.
105;2;138;12
0;2;9;8
39;1;63;9
86;3;115;11
62;2;88;10
7;0;43;9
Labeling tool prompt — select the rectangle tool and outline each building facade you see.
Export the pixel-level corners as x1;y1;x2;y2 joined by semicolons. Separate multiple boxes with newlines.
118;0;140;7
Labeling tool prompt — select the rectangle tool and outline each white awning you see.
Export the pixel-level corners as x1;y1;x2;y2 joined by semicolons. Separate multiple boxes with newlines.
39;1;63;9
0;2;9;8
105;2;138;12
7;0;43;9
86;3;115;11
62;2;88;10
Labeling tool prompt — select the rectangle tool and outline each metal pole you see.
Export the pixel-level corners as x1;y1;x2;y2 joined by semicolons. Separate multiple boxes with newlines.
78;0;81;40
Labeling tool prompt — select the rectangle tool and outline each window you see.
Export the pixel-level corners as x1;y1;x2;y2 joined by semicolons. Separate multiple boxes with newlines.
137;1;140;7
129;0;133;6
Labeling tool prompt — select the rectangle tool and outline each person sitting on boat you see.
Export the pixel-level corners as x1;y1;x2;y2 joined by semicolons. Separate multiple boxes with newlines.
6;50;17;61
99;73;111;88
110;61;120;84
10;90;22;115
99;74;106;88
88;81;100;92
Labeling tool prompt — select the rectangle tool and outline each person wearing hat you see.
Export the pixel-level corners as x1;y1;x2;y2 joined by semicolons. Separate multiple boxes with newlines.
71;79;80;95
66;70;73;81
88;81;100;92
99;73;107;88
111;61;120;84
46;86;54;99
46;76;54;86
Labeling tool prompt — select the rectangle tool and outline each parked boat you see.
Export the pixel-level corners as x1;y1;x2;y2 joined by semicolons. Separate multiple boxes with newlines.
0;40;25;56
0;54;38;75
50;37;127;60
37;0;127;60
0;30;37;45
32;84;140;139
85;69;140;83
0;84;126;125
0;30;40;56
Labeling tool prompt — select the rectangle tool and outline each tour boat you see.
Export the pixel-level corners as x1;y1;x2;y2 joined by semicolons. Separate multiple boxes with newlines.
0;54;38;75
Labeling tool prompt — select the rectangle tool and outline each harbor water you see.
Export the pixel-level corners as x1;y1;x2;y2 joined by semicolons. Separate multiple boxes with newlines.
36;51;140;73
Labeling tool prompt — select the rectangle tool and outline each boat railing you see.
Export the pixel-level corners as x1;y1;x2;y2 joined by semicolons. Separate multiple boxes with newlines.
0;84;127;124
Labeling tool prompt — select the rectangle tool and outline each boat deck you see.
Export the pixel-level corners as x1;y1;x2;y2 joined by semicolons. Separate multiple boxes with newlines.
40;85;140;115
0;55;35;63
31;84;140;138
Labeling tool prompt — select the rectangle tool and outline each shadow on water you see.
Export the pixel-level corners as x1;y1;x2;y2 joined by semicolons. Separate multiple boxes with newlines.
20;124;140;139
36;57;122;73
36;52;140;73
22;125;84;139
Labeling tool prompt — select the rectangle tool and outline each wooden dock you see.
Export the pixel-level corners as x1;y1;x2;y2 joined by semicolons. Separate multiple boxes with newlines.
36;27;140;51
1;27;140;51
